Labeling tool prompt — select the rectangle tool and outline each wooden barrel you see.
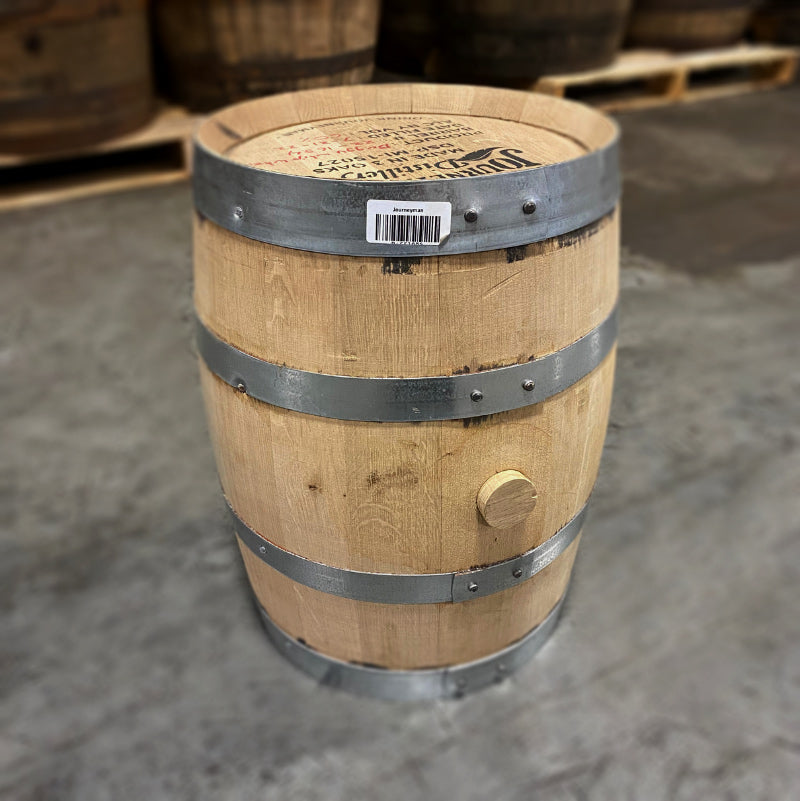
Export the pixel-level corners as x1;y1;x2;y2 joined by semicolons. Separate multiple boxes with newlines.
193;84;620;699
436;0;632;82
752;1;800;44
627;0;758;50
376;0;438;76
0;0;153;154
153;0;381;112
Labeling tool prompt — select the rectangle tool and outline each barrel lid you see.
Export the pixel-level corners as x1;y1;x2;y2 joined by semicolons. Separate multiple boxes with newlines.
224;112;587;181
193;84;619;256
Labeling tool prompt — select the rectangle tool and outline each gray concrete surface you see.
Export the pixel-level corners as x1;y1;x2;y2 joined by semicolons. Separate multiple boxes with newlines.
2;87;799;800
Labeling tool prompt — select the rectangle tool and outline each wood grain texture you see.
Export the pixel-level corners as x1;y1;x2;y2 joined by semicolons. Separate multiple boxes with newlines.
240;535;581;669
154;0;381;112
200;348;615;574
477;470;538;529
225;113;587;178
0;0;153;154
194;85;619;669
194;84;618;158
194;211;618;379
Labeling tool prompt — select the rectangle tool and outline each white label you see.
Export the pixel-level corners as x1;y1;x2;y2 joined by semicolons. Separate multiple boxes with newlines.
366;200;451;245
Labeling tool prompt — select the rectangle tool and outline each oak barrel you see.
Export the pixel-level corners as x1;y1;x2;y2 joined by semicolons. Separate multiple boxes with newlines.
436;0;632;82
376;0;438;76
752;1;800;44
153;0;381;112
193;84;620;699
627;0;758;50
0;0;153;154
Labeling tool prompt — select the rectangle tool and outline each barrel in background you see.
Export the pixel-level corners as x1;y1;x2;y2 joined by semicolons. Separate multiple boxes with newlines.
376;0;438;77
752;0;800;44
627;0;759;50
153;0;381;112
191;84;620;698
0;0;153;154
436;0;632;83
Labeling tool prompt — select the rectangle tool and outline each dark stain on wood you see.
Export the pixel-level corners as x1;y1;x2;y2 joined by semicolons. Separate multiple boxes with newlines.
366;466;419;488
215;120;243;141
476;359;515;372
23;33;42;54
553;213;610;249
463;413;497;428
506;245;527;263
382;256;421;275
451;365;471;375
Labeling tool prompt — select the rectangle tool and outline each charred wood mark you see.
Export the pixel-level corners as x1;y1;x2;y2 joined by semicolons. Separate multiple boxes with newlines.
553;212;611;249
382;256;421;275
463;413;497;428
506;245;527;263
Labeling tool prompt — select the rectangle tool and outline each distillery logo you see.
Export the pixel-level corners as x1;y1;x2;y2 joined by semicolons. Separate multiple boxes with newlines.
434;147;541;176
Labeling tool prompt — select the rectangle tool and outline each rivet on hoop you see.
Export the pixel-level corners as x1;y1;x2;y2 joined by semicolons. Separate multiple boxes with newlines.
464;209;478;223
467;582;479;593
470;390;483;402
522;379;535;392
522;200;537;215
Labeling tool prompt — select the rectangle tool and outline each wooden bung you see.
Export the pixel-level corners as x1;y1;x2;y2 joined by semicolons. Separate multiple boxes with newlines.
193;84;620;688
477;470;538;529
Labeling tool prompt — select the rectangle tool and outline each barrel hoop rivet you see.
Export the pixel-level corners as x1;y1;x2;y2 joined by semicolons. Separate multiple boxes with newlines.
196;304;617;423
257;591;568;700
229;499;588;605
192;133;619;257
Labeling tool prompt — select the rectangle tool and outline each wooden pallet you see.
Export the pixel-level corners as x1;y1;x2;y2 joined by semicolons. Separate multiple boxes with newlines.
534;44;799;112
0;105;200;213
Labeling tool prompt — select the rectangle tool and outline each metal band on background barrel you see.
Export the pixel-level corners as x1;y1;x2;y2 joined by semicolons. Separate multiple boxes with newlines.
232;500;587;604
197;304;617;423
192;135;619;257
258;591;568;700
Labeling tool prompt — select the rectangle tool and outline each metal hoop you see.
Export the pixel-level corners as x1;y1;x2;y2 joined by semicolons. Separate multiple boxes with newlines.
232;501;587;604
192;135;619;257
258;592;567;700
197;304;617;422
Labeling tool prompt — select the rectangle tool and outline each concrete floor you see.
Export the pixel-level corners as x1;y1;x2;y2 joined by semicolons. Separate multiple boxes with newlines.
2;87;799;800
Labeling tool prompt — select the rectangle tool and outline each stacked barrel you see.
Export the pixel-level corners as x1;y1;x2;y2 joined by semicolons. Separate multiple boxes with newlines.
153;0;382;112
0;0;153;153
626;0;760;49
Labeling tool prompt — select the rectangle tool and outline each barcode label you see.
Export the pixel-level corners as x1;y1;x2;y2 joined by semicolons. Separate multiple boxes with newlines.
366;200;451;245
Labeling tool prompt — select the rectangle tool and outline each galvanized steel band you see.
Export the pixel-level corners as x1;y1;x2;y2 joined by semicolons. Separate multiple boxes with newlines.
197;304;617;423
232;500;587;604
258;592;567;700
192;135;619;257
